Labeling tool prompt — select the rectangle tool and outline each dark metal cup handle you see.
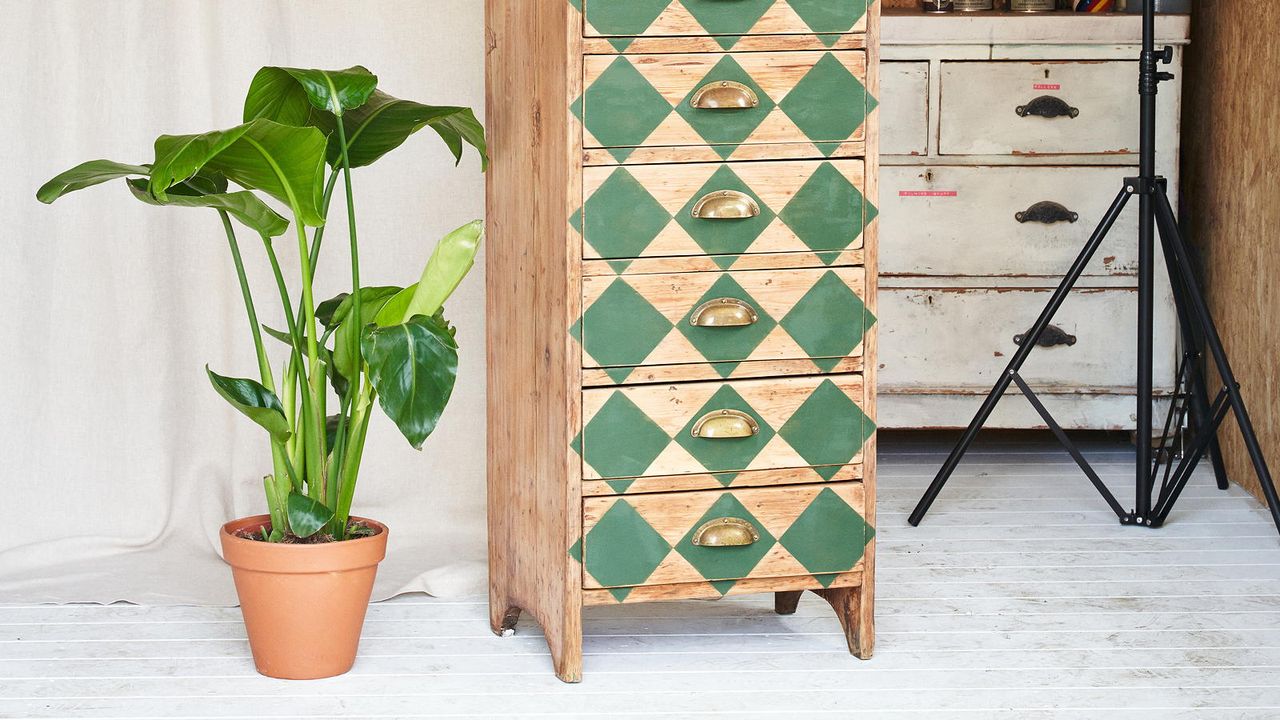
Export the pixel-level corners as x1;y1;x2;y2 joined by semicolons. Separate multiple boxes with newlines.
1014;324;1078;348
1015;95;1080;119
1016;201;1080;225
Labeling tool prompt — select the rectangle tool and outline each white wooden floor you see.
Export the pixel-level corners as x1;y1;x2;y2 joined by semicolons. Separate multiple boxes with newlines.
4;432;1280;719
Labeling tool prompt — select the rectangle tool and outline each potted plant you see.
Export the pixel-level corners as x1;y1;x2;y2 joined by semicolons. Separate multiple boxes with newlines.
36;66;486;679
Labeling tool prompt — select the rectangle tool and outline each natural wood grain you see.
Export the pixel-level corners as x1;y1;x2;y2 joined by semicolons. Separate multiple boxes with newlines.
583;571;863;606
583;249;865;277
858;1;880;661
1183;1;1280;506
584;34;867;55
583;356;864;388
484;0;583;683
584;139;868;166
581;0;868;39
582;463;863;497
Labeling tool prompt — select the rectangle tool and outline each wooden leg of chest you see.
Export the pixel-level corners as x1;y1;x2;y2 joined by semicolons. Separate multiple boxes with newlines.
773;581;875;659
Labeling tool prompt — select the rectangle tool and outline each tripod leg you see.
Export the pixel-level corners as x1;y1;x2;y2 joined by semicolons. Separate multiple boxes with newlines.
1154;197;1230;491
908;187;1134;526
1153;192;1280;535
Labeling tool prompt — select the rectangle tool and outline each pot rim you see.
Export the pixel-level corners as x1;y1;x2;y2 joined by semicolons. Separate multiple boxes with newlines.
220;513;388;549
220;514;388;574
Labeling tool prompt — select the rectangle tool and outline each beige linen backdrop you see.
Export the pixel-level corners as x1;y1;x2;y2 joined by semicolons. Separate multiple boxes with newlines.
0;0;490;603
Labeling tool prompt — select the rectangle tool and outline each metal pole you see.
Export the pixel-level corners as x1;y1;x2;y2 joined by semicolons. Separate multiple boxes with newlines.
1133;0;1159;520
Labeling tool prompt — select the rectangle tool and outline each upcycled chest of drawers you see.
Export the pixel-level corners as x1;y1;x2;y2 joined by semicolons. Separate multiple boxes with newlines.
875;12;1189;430
486;0;880;682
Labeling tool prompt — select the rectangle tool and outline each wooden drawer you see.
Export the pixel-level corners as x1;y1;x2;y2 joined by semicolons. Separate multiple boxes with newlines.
881;61;929;156
939;61;1136;156
581;160;869;264
582;267;872;378
582;483;869;593
881;165;1140;277
582;51;869;162
580;375;871;481
582;0;870;41
878;287;1176;392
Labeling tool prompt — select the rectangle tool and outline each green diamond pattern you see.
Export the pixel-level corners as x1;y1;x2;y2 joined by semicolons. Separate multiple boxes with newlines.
676;165;775;264
787;0;869;33
585;500;671;588
583;58;673;161
583;0;670;40
676;56;776;157
583;168;672;260
779;487;868;574
780;271;876;372
675;385;774;484
677;275;776;376
675;493;776;587
681;0;774;36
779;53;869;152
583;279;673;380
583;392;673;479
777;379;873;480
778;162;867;253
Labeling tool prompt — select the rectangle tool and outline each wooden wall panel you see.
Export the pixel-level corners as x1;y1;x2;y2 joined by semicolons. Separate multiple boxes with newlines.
1183;2;1280;504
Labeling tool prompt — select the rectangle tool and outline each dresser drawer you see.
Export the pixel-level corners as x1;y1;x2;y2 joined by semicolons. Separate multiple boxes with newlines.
939;61;1136;156
581;160;869;263
882;61;929;157
582;482;869;592
580;375;871;481
582;268;872;376
881;165;1139;277
582;0;870;41
878;287;1176;392
582;51;869;162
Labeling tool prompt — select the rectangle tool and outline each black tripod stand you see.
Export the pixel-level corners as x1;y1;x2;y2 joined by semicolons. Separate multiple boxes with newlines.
908;6;1280;536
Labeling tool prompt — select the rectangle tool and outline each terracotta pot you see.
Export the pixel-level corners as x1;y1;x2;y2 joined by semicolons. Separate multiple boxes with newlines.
220;514;388;680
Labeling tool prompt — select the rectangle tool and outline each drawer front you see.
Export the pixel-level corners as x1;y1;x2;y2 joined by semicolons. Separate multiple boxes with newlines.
881;62;929;156
582;268;872;377
878;287;1176;392
940;61;1135;156
581;160;870;264
581;375;871;480
582;51;869;162
582;0;870;42
881;166;1140;277
582;483;869;592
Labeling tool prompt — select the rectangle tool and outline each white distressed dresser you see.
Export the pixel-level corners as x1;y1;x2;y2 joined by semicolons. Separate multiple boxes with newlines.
876;11;1190;430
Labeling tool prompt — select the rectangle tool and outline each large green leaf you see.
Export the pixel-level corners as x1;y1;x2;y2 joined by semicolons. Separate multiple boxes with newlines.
126;178;289;238
148;119;328;226
319;90;488;169
244;65;378;121
286;491;334;538
402;220;483;322
329;286;405;379
206;366;292;442
361;314;460;449
36;160;150;203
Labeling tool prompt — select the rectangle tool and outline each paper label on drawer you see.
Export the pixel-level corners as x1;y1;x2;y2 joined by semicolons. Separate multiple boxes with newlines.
1034;83;1062;91
899;190;958;198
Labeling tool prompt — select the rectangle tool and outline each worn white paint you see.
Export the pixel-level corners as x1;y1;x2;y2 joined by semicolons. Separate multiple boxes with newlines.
1;434;1276;717
881;61;929;156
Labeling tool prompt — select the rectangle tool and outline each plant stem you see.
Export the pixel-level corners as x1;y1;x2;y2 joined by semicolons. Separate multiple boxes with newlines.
332;116;362;517
292;217;326;502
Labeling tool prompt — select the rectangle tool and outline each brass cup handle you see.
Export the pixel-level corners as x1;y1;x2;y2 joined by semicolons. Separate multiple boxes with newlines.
1016;200;1079;225
691;190;760;220
1016;95;1080;119
1014;324;1078;348
692;517;760;547
689;297;759;328
690;81;760;110
691;409;759;439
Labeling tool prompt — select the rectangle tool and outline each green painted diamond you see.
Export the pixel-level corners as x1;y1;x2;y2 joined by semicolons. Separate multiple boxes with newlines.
681;0;774;37
583;168;671;260
584;0;670;36
777;379;873;479
676;56;775;157
779;487;868;574
778;162;867;252
676;165;775;263
583;391;672;479
584;57;673;161
675;493;776;586
676;385;774;482
780;271;875;372
678;275;776;375
583;278;673;376
779;53;869;149
788;0;869;33
585;499;671;588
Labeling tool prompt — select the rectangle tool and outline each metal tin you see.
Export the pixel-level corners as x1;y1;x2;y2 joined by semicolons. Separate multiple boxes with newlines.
955;0;994;9
1010;0;1056;10
921;0;954;12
